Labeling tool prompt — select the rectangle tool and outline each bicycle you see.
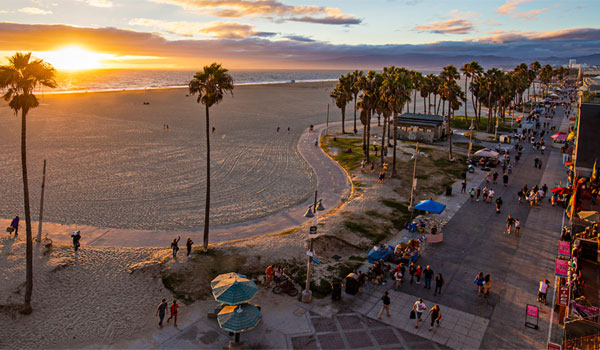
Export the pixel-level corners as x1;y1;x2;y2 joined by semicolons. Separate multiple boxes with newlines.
272;276;299;297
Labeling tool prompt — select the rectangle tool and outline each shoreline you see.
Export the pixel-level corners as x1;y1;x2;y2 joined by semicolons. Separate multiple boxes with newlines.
38;79;338;96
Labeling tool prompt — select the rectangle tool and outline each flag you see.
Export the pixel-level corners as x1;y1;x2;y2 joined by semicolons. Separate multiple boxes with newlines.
568;171;579;220
592;159;597;182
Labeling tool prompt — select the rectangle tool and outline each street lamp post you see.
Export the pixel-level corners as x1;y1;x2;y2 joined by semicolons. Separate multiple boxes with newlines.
467;121;475;161
409;143;420;219
302;190;324;303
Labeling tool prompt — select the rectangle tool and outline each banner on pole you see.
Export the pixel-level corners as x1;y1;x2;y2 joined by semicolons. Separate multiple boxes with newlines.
558;241;571;257
558;286;569;307
555;259;569;278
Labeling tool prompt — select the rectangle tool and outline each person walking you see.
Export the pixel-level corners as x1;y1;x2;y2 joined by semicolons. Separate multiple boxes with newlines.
156;299;168;328
423;265;434;289
506;215;515;235
185;237;193;257
483;274;492;296
474;272;485;296
377;291;391;319
428;304;442;331
434;273;444;296
415;265;423;284
71;231;81;253
412;298;427;328
461;179;467;193
171;236;181;259
469;188;475;202
492;171;498;184
538;279;550;305
485;172;491;184
274;264;283;284
476;187;481;202
495;197;503;214
503;173;509;187
9;215;19;236
265;264;274;287
409;262;416;284
166;299;179;326
514;219;521;235
394;268;403;291
517;189;524;204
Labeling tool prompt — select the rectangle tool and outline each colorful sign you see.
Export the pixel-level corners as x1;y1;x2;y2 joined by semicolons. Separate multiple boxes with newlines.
547;342;561;350
572;302;600;317
558;241;571;257
555;259;569;278
558;286;569;307
526;304;539;317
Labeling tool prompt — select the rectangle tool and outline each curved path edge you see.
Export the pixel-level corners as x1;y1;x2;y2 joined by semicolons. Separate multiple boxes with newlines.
0;121;354;247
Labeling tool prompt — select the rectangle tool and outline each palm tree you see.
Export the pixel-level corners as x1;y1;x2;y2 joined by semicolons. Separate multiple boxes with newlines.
539;64;554;98
461;61;483;124
529;61;541;100
331;75;353;134
440;65;460;160
410;71;423;113
349;70;363;134
381;66;411;176
513;63;529;111
189;63;234;252
0;52;56;314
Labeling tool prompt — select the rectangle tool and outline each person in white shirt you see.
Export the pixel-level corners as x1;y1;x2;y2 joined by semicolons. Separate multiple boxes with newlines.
538;279;550;305
412;298;427;328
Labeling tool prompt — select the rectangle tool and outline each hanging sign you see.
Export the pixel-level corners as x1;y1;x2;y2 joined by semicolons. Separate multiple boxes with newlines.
558;241;571;257
554;259;569;278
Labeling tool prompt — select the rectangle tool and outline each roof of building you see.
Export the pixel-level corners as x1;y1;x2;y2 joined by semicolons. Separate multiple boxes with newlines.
397;113;444;126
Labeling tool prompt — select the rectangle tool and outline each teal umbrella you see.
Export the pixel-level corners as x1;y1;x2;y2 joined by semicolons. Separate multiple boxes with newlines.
217;303;262;334
210;273;258;305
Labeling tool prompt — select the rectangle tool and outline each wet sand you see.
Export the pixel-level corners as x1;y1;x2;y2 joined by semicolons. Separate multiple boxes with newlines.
0;81;339;230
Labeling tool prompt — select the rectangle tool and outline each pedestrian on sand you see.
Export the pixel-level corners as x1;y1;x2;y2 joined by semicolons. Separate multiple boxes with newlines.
71;231;81;252
412;298;427;328
483;274;492;296
171;236;181;258
287;127;290;134
423;265;434;289
277;126;280;132
415;265;423;284
428;305;442;331
434;273;444;296
185;238;193;257
166;299;178;326
275;264;283;284
474;272;485;296
156;299;168;327
461;179;467;193
9;215;19;236
377;291;391;319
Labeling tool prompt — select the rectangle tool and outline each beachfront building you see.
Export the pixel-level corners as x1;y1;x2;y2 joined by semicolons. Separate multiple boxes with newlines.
395;113;445;143
573;95;600;178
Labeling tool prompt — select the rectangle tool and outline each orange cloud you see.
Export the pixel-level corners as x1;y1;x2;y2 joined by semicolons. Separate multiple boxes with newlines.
415;19;474;34
129;19;275;39
148;0;361;25
496;0;546;20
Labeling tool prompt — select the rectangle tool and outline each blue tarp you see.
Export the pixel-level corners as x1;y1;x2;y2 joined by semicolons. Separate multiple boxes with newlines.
414;200;446;214
368;244;393;263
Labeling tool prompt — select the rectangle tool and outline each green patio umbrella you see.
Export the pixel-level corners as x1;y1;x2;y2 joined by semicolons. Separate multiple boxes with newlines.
217;303;262;334
210;273;258;305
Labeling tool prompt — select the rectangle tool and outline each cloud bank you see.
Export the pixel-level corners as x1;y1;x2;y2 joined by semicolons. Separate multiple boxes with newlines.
0;23;599;69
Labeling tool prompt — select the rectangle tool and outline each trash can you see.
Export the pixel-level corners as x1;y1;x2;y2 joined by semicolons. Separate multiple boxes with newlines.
331;281;342;301
445;186;452;196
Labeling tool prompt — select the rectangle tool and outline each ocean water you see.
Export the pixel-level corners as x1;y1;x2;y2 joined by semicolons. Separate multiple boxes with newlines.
51;69;350;93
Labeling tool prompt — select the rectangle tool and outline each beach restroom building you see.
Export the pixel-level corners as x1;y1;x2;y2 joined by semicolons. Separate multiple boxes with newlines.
395;113;445;143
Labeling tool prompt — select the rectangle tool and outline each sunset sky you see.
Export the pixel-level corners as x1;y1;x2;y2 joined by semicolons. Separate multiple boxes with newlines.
1;0;599;69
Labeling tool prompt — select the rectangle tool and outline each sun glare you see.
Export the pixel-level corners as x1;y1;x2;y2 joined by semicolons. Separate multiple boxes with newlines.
40;46;112;71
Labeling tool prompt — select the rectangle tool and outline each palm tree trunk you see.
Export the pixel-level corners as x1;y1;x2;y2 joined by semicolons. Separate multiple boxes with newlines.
21;108;33;314
392;111;398;177
433;94;437;115
487;92;492;133
423;96;426;114
341;106;346;134
413;90;417;113
448;96;453;160
203;104;211;252
464;77;468;120
428;94;431;114
387;117;392;146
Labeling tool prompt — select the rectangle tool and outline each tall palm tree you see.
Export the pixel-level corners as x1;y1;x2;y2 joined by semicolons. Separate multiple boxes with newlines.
0;52;56;314
189;63;234;252
331;75;353;134
381;66;411;176
513;63;529;111
460;61;483;123
440;65;460;160
349;70;363;134
539;64;554;98
410;71;423;113
529;61;541;100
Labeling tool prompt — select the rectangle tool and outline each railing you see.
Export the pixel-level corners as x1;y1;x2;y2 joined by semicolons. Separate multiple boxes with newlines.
565;334;600;349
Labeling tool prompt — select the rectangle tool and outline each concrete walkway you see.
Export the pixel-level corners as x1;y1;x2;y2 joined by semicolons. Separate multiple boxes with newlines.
1;122;352;247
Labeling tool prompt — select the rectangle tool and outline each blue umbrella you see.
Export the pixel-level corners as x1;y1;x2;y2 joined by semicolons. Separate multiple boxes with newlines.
217;303;262;333
414;200;446;214
211;273;258;305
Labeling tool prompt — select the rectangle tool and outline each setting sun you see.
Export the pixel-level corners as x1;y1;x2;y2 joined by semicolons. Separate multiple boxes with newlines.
39;46;112;70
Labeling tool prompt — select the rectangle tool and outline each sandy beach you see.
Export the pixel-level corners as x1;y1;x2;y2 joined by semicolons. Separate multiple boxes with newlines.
0;81;339;231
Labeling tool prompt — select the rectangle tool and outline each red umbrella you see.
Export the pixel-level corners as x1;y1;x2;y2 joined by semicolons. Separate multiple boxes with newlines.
551;187;572;195
565;161;574;166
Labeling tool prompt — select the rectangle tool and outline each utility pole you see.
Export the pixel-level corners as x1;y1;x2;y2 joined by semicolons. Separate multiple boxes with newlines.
467;121;475;161
302;190;322;303
37;160;47;242
409;143;419;219
326;104;329;136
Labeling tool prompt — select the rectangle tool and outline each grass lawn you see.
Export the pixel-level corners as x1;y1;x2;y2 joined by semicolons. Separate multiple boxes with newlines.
452;115;513;133
320;136;364;170
454;142;486;152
